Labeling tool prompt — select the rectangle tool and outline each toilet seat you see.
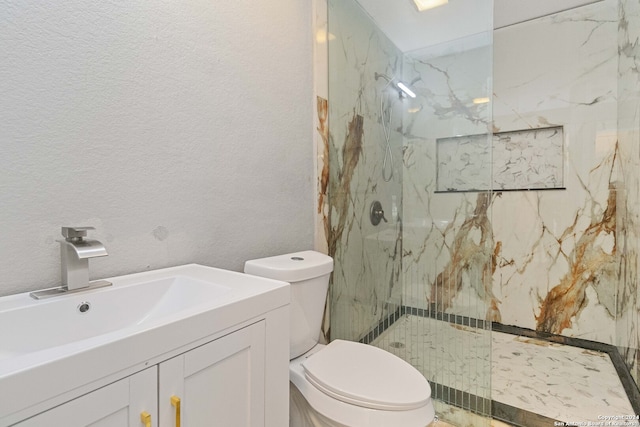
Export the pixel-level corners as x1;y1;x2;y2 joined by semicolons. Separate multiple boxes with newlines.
302;340;431;411
290;343;435;427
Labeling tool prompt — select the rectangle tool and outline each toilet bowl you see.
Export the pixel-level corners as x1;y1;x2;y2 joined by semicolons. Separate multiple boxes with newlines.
245;250;435;427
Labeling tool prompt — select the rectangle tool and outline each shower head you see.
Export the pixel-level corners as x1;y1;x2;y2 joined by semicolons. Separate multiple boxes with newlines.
375;72;393;83
374;72;416;98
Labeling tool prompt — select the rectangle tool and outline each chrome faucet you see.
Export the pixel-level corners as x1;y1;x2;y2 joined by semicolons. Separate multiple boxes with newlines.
60;227;108;290
30;226;112;299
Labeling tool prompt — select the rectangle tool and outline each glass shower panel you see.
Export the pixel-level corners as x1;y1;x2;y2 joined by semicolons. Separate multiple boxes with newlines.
617;0;640;387
328;0;494;425
327;0;404;343
401;37;494;423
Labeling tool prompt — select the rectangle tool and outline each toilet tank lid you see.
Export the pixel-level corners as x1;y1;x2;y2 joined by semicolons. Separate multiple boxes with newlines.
244;250;334;282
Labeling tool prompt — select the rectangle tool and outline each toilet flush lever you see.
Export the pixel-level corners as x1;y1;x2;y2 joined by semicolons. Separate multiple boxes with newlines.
370;201;388;226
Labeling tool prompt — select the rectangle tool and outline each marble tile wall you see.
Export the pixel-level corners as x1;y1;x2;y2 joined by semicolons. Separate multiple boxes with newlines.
491;0;620;343
401;1;629;351
325;0;405;342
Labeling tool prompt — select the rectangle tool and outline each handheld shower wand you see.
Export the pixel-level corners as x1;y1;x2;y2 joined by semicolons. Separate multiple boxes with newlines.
374;72;417;182
376;72;396;182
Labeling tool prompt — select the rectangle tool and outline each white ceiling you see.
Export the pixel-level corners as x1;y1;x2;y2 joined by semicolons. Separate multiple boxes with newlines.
354;0;603;53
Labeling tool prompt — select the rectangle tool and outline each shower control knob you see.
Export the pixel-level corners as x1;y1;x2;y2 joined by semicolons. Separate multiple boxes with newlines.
370;201;388;226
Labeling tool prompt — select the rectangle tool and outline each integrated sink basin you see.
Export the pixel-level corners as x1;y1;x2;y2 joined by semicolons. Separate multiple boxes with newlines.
0;274;231;359
0;264;289;425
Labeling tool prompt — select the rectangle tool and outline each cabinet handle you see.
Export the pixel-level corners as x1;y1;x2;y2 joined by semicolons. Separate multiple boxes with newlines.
171;395;181;427
140;411;152;427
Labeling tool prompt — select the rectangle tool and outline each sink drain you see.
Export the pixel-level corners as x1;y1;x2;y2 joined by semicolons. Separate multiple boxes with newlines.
77;302;91;314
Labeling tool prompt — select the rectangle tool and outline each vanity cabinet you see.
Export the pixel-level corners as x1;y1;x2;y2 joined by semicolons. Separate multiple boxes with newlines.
159;320;266;426
0;264;289;427
13;321;270;427
14;367;157;427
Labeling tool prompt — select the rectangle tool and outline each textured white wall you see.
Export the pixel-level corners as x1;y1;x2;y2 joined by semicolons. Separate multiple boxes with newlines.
0;1;313;296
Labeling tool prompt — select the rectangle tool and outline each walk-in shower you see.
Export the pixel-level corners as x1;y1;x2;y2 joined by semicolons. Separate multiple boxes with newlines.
324;0;640;425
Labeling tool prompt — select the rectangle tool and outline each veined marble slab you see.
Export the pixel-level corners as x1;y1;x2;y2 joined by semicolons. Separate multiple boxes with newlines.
401;0;623;350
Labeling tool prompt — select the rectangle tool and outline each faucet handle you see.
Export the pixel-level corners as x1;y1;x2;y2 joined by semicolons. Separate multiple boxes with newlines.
61;226;95;240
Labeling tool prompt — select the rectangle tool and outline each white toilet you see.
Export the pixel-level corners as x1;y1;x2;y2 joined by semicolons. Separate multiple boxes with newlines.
244;250;435;427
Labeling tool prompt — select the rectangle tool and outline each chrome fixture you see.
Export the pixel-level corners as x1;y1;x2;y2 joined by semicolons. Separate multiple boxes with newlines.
370;201;388;226
374;72;417;99
30;227;111;300
77;301;91;314
374;72;417;183
60;226;108;290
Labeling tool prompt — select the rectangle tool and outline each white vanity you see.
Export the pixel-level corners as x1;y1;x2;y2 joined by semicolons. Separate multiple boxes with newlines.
0;265;290;427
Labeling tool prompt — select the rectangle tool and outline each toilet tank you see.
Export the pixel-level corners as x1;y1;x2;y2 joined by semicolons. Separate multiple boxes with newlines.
244;251;333;359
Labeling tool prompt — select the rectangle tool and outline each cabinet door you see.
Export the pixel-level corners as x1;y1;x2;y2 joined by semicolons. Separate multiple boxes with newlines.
159;321;266;427
15;366;157;427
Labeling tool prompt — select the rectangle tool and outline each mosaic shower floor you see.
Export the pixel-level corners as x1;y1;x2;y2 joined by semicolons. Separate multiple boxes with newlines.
372;315;636;426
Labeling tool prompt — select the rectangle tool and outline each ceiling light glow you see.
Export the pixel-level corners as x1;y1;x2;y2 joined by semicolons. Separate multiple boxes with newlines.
472;97;490;104
412;0;448;12
316;31;336;44
397;82;417;98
